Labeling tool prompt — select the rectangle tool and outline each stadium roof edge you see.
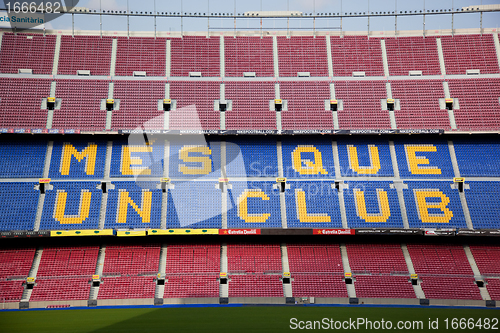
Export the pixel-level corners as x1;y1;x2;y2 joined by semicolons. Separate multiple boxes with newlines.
0;27;498;38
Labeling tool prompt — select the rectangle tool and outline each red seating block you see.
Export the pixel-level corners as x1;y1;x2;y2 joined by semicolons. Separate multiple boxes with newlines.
58;36;112;76
52;79;109;131
224;36;274;77
385;36;441;76
291;274;348;298
447;78;500;131
335;80;391;129
331;36;384;76
0;78;51;128
227;244;282;273
115;37;166;76
0;33;55;75
346;243;409;274
441;34;499;75
164;275;219;298
169;81;220;130
170;36;220;77
228;275;283;297
225;82;276;129
112;80;164;130
469;245;500;275
98;276;156;299
391;80;451;130
280;82;333;130
277;36;328;77
287;244;344;273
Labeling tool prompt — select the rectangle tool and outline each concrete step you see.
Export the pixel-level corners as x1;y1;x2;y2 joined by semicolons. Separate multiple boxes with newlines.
340;243;355;298
89;246;106;300
52;34;62;76
22;249;43;301
401;243;426;299
464;245;491;301
220;243;228;298
155;244;168;299
281;244;292;297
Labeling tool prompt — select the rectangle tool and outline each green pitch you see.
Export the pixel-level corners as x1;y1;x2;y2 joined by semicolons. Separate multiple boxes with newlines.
0;306;498;333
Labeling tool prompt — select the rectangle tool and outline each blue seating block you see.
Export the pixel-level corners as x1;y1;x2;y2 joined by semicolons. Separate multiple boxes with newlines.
168;137;221;179
166;181;221;228
454;139;500;177
0;139;46;178
0;182;39;231
285;181;342;228
227;181;281;228
344;181;403;228
49;140;106;179
395;139;454;178
337;138;393;177
39;182;102;230
403;181;466;229
466;181;500;229
110;138;164;177
282;138;336;178
105;181;162;229
225;138;278;177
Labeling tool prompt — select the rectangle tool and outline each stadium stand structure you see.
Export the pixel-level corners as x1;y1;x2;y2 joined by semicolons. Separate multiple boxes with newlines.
112;81;164;130
287;244;347;298
0;183;39;232
0;241;495;306
169;81;220;130
0;32;498;132
52;79;109;131
347;243;415;299
0;138;46;178
0;33;56;75
225;137;279;177
447;78;500;131
30;246;98;301
224;36;274;77
440;34;500;75
225;81;276;129
98;244;159;300
227;244;283;297
385;36;441;76
1;28;500;309
334;80;391;129
407;244;483;300
0;78;52;128
164;244;220;298
170;36;220;77
227;181;282;228
39;182;102;230
104;182;163;230
466;182;500;230
277;36;329;77
330;36;384;77
115;37;166;77
390;80;451;130
454;139;500;177
48;140;107;179
280;81;333;130
0;248;35;302
58;36;113;76
0;136;497;231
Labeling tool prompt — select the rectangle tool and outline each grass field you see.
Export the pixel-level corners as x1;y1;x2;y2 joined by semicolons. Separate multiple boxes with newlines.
0;306;499;333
